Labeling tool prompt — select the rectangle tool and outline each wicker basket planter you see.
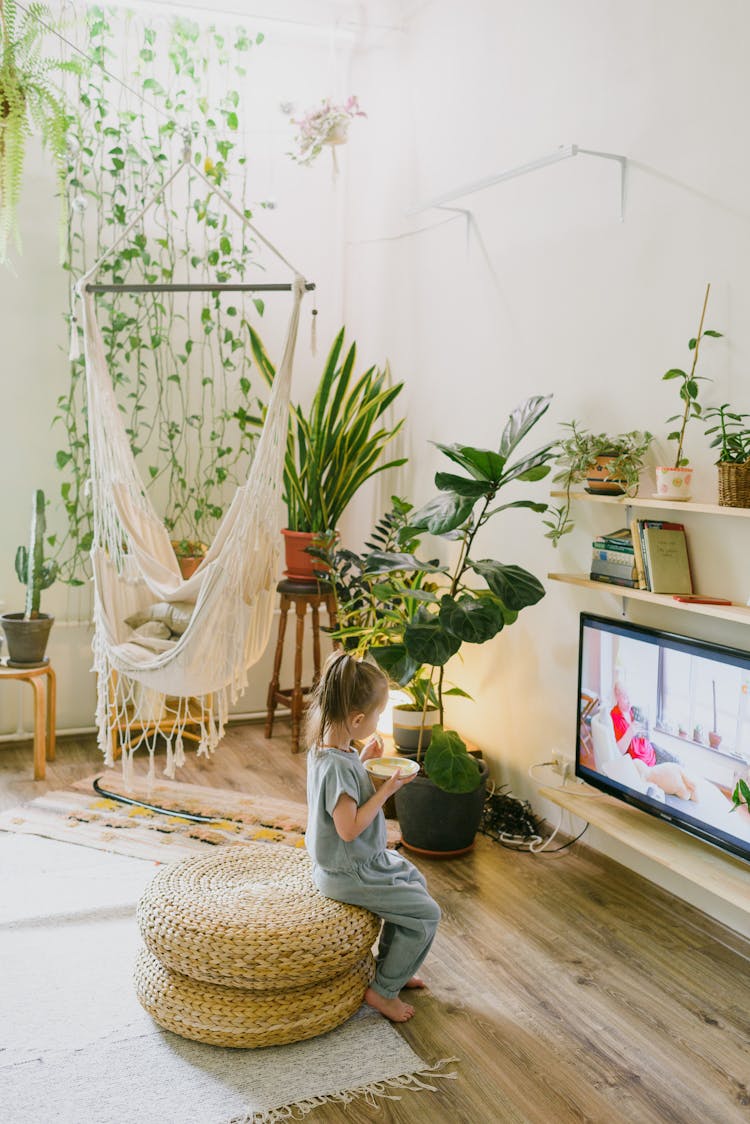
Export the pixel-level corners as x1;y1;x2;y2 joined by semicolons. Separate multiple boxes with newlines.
717;460;750;508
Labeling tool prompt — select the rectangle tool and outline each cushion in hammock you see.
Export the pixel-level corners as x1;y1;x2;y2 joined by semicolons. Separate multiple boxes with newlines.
129;621;177;653
134;946;374;1048
136;844;381;990
125;600;194;636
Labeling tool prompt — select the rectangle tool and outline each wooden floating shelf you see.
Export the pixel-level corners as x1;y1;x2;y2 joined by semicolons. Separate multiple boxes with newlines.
547;573;750;625
538;784;750;916
550;491;750;518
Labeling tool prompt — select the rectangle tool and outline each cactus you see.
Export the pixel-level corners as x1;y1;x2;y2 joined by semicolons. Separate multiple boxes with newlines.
15;490;58;619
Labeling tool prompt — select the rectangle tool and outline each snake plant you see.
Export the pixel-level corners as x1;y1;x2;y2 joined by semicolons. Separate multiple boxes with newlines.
248;325;406;533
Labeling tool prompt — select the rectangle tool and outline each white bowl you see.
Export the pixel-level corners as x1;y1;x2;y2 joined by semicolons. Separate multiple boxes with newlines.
364;756;420;783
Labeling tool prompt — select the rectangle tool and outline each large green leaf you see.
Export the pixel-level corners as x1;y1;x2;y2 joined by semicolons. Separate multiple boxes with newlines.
370;644;422;687
434;472;490;498
438;593;506;643
424;727;482;793
404;609;462;666
469;560;545;611
406;492;476;536
434;443;505;482
498;395;552;458
363;551;447;575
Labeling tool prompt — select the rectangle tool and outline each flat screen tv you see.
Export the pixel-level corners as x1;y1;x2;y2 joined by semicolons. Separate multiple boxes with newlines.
576;612;750;864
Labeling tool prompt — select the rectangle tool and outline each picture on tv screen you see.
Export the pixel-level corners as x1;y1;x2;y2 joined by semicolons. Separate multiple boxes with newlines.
576;612;750;863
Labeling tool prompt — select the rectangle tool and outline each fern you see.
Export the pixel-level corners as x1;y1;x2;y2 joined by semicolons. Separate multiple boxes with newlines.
0;0;82;264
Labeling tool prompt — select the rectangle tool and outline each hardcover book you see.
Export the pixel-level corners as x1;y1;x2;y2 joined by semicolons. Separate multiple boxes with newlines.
640;525;692;594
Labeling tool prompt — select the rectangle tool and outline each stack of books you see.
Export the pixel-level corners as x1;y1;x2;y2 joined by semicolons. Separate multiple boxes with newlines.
589;527;638;587
630;518;692;594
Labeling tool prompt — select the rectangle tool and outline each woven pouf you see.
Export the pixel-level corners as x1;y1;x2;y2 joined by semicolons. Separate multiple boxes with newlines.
137;843;380;989
135;946;374;1048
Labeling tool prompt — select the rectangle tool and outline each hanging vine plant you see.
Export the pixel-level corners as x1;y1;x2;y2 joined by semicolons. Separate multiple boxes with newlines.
0;0;82;263
52;6;269;585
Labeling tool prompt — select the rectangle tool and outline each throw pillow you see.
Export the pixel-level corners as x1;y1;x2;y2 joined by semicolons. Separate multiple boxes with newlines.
124;601;194;636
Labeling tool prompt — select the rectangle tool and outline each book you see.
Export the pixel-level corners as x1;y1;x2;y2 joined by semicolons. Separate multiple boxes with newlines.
629;518;647;589
592;546;637;564
593;540;634;554
599;527;632;546
589;572;639;588
641;525;692;594
590;557;638;581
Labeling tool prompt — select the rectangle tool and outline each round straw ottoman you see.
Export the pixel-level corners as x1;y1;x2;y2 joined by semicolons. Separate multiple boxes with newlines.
134;843;380;1048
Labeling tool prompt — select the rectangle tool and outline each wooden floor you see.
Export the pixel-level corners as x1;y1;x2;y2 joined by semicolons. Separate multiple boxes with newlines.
2;722;750;1124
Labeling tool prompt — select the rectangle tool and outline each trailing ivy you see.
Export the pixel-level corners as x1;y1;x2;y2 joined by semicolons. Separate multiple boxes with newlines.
53;5;268;584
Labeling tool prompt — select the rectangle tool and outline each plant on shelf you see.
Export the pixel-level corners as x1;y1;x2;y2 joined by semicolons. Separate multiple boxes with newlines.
703;403;750;508
731;776;750;815
657;282;723;500
323;396;556;855
247;325;406;580
0;0;82;263
544;423;653;546
0;489;58;664
288;95;366;171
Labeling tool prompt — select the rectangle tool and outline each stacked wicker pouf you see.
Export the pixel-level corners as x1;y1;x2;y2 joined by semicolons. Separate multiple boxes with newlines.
134;843;379;1048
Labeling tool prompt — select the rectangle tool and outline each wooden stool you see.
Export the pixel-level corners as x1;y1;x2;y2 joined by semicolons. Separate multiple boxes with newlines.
265;580;338;753
0;661;56;780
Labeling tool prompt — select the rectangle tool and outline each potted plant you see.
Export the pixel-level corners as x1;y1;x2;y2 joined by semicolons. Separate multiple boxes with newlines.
248;326;406;581
328;396;556;855
0;0;82;263
545;423;652;546
657;283;723;500
1;489;58;665
703;403;750;508
289;95;366;174
170;538;208;580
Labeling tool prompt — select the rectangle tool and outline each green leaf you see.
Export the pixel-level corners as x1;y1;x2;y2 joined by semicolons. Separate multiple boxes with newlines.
434;472;489;498
688;338;697;350
406;492;476;536
469;560;545;611
687;380;699;398
148;466;158;479
514;465;551;482
370;644;422;687
498;395;552;458
703;330;723;338
438;593;506;643
434;443;505;482
404;609;462;666
443;686;473;699
663;368;686;380
363;550;447;574
55;450;72;469
424;727;482;793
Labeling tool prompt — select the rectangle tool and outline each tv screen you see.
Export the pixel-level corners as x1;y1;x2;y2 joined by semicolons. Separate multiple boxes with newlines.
576;612;750;864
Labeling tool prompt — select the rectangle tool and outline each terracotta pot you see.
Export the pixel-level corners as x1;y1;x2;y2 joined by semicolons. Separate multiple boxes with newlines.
281;529;331;583
654;465;693;501
171;541;207;580
585;454;627;496
708;731;722;750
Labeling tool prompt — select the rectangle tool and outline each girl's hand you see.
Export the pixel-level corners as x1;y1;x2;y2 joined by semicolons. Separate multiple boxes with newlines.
360;734;384;763
382;766;418;796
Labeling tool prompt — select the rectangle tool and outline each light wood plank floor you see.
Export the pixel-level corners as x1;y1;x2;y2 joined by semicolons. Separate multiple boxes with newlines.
2;722;750;1124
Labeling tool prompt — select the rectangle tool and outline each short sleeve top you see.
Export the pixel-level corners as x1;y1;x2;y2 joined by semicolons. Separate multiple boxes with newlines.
305;746;386;872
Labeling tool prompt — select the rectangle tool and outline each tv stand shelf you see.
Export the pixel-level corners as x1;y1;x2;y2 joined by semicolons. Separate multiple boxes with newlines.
538;784;750;916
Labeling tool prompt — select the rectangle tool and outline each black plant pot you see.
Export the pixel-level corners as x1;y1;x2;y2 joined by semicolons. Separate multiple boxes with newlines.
395;760;489;858
0;613;54;666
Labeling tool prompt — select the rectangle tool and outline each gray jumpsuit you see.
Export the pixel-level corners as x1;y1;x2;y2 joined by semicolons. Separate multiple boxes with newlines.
306;745;441;999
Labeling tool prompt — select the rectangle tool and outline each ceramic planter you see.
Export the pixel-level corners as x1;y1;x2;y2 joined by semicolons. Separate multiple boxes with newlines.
394;759;489;857
0;612;54;665
654;466;693;501
281;530;331;583
392;705;440;752
585;454;627;496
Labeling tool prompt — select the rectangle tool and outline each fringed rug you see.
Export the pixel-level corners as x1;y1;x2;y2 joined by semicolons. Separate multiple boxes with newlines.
0;834;457;1123
0;771;401;861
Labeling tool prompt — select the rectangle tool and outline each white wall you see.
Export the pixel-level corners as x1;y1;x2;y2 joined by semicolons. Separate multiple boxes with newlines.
344;0;750;934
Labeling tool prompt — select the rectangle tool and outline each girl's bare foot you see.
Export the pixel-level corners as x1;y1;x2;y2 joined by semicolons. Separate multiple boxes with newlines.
365;986;415;1022
403;976;425;989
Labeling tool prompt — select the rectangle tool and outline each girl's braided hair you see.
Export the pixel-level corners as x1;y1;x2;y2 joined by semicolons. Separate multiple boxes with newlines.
306;650;388;749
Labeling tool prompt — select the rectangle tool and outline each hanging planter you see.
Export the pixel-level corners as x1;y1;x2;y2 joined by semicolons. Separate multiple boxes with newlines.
0;0;82;264
288;96;366;176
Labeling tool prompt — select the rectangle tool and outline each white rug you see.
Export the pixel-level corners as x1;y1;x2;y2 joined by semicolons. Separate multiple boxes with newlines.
0;835;456;1123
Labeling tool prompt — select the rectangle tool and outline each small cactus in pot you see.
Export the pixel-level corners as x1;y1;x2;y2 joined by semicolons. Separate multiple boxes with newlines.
1;490;58;664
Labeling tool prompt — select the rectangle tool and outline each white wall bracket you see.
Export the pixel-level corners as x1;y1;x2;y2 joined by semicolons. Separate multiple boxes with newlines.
409;143;627;222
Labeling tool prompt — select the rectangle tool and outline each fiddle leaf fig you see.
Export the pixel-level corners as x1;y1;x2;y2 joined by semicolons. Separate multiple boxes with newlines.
424;727;482;793
438;593;505;643
469;560;545;611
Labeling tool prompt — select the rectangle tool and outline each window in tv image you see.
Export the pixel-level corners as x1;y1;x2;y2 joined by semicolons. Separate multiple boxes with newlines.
577;615;750;857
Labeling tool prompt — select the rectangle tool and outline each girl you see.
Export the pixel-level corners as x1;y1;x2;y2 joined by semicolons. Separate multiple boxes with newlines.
305;650;441;1023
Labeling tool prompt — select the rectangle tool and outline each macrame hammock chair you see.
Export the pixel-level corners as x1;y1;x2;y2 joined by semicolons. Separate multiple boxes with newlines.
74;158;310;787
